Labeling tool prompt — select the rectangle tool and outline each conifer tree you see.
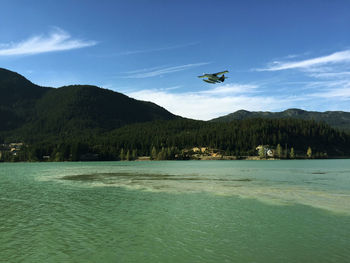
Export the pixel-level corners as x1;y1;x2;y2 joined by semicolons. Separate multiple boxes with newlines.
290;147;295;159
258;146;265;158
132;149;137;160
151;146;157;160
307;147;312;158
276;144;282;158
120;148;125;160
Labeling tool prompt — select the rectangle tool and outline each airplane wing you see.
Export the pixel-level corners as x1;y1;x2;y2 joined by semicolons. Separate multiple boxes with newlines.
198;74;212;78
214;70;229;75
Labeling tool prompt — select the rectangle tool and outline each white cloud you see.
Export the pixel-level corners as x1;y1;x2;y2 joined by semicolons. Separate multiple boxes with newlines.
311;88;350;99
258;50;350;71
307;79;350;99
0;28;97;56
121;62;210;78
255;49;350;106
309;71;350;79
127;83;295;120
199;83;258;95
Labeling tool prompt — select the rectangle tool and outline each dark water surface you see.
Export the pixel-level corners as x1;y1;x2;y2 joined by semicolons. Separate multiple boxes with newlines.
1;160;350;262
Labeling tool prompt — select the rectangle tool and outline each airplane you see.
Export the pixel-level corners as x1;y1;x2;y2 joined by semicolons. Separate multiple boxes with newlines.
198;70;229;84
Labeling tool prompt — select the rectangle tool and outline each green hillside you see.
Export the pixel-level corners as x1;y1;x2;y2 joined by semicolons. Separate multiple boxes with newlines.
0;68;177;142
211;109;350;131
0;68;50;131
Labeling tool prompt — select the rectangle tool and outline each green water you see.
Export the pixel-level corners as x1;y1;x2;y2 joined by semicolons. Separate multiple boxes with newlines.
1;160;350;263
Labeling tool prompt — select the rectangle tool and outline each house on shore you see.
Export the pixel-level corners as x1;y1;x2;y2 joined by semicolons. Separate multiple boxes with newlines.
256;145;274;157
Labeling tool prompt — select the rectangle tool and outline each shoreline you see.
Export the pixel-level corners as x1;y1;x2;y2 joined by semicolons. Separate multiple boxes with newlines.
1;156;350;163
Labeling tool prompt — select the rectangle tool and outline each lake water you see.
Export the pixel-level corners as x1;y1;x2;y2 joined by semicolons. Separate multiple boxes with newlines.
1;160;350;262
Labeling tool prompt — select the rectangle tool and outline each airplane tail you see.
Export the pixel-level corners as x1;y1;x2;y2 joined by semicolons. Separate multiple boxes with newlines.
219;75;226;82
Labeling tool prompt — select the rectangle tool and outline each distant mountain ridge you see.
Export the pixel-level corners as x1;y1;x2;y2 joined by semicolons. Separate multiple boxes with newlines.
0;68;177;140
211;109;350;131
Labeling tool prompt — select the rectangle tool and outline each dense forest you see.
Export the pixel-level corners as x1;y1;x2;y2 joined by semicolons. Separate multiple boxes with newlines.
2;118;349;162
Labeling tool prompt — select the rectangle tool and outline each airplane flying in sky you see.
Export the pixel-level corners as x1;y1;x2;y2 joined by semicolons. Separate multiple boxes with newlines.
198;70;229;84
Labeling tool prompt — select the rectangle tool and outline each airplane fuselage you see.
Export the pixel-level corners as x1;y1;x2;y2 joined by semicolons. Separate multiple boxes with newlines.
206;74;226;83
198;70;228;84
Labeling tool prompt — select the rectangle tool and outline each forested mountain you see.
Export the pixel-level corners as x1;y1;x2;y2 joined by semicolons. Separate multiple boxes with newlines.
211;109;350;131
0;68;49;106
17;84;178;142
0;68;50;131
1;68;350;161
0;68;177;141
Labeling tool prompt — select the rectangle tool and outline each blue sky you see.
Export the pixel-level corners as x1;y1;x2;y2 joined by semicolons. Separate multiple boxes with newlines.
1;0;350;120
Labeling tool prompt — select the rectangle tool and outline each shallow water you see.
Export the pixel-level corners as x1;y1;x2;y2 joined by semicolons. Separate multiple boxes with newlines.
1;160;350;262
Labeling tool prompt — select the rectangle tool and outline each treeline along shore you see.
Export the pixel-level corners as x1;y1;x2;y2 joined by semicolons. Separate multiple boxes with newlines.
1;118;350;162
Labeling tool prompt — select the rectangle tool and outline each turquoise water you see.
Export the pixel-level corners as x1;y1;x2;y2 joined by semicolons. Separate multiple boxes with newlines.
0;160;350;262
